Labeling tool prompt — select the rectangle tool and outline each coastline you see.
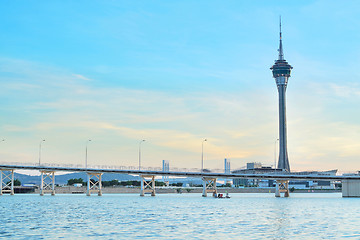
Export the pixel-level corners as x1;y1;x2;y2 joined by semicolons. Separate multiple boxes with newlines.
27;186;341;194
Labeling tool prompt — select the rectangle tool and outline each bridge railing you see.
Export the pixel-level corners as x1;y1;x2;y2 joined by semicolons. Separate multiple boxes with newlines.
2;161;357;176
0;161;227;174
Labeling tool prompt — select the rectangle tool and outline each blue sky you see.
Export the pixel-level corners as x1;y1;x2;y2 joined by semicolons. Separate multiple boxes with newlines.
1;0;360;172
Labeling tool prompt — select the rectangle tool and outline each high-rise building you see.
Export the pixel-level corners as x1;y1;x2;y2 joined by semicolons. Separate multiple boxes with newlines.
162;160;169;183
224;158;231;174
270;19;293;172
224;158;231;184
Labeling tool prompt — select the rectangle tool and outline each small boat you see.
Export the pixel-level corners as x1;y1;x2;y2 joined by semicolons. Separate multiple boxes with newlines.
216;193;231;199
225;192;231;198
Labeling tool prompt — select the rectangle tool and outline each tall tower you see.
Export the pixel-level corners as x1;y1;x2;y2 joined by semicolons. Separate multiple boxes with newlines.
270;18;293;172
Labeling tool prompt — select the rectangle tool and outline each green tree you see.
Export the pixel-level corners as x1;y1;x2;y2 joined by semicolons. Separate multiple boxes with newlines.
102;180;120;187
155;181;166;186
67;178;85;186
14;179;21;186
7;179;21;186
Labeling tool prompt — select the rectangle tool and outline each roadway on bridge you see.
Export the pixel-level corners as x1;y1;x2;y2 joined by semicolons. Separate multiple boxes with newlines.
1;164;360;181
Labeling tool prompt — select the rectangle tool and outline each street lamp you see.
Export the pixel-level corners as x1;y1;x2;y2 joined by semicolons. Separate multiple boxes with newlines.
201;139;207;173
85;140;91;169
139;140;145;171
274;138;279;172
39;139;45;166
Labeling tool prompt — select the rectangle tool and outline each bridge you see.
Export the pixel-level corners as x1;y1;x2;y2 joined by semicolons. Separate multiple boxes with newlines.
1;163;360;198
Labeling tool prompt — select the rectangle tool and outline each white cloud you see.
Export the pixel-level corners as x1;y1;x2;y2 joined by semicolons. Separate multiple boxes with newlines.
328;83;360;98
1;57;360;172
72;74;91;81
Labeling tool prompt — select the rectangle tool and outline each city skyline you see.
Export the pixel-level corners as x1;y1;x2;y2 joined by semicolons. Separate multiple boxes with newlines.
1;1;360;172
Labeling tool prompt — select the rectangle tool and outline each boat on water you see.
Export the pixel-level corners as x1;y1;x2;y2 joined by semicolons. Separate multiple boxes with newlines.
216;192;231;199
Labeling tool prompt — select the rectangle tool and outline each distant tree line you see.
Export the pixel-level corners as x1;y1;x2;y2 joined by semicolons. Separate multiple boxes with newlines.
101;180;168;187
6;179;21;186
66;178;168;187
66;179;234;188
67;178;85;186
102;180;141;187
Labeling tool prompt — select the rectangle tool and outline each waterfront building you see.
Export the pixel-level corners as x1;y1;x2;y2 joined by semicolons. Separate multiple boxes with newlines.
232;162;337;189
232;162;276;187
289;170;337;189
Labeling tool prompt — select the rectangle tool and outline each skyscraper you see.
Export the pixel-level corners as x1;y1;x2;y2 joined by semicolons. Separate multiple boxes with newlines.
270;19;293;172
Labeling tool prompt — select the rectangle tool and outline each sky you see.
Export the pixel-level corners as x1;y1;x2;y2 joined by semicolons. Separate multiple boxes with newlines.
1;0;360;173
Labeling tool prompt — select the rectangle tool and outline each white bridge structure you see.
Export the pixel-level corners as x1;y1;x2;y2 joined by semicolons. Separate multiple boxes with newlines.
1;163;360;198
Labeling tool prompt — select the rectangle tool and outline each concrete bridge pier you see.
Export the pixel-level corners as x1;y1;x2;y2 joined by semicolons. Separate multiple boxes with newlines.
342;180;360;197
275;180;289;197
202;177;217;197
40;171;55;196
0;169;14;195
86;172;103;196
140;175;156;196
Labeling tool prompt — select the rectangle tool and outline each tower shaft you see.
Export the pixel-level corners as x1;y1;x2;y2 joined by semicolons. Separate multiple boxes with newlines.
277;80;290;171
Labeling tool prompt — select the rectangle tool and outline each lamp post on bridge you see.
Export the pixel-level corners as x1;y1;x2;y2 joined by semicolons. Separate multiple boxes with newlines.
39;139;45;166
274;138;279;172
200;139;217;197
139;140;145;171
85;140;91;169
84;139;102;196
201;139;207;173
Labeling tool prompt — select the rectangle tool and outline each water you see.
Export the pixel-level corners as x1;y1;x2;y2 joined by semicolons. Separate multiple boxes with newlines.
0;193;360;239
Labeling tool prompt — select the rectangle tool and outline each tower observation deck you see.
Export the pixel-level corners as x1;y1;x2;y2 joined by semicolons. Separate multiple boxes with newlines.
270;19;293;172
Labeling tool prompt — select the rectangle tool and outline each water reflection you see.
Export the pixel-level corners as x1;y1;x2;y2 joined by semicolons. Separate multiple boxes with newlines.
1;193;360;239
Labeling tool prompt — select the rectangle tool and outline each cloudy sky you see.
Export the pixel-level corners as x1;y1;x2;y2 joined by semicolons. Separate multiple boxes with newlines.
1;1;360;172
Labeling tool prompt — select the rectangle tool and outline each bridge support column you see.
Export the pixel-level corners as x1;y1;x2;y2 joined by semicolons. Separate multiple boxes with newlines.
202;177;217;197
40;171;56;196
0;169;14;195
275;180;289;197
140;175;156;197
86;172;102;196
342;180;360;197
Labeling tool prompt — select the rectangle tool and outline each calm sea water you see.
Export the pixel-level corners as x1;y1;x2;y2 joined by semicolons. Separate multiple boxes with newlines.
0;193;359;239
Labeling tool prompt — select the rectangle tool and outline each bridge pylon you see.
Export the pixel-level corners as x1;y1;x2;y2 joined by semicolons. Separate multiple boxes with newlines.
0;169;14;195
140;175;156;196
275;180;290;197
40;170;55;196
86;172;103;196
202;177;217;197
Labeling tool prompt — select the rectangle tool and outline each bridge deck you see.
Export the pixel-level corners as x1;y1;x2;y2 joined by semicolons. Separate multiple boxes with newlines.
1;164;359;181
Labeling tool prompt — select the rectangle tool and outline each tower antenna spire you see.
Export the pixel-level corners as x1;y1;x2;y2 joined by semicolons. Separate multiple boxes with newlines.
278;15;284;60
